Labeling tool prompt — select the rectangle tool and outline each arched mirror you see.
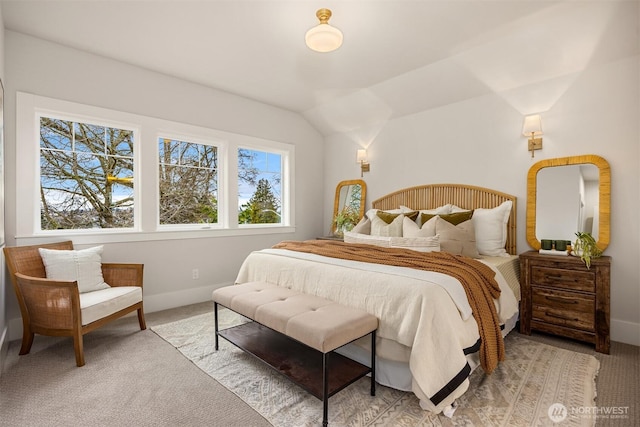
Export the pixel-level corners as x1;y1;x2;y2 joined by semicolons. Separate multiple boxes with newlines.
526;155;610;251
332;179;366;235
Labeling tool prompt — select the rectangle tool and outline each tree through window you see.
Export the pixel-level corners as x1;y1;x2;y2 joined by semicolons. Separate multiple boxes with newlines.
39;116;135;230
238;149;282;224
158;138;219;225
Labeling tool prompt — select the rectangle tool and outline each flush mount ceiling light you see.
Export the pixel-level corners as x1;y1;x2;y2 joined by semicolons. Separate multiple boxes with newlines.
305;8;343;53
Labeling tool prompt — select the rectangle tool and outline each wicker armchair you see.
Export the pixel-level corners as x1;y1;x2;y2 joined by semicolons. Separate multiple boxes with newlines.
4;241;146;367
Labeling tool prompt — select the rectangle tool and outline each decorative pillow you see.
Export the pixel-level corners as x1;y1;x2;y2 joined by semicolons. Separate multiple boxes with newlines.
434;217;481;258
343;231;391;247
366;208;403;220
370;213;404;237
39;246;110;293
389;235;440;253
375;210;419;224
403;216;436;237
400;205;451;224
341;232;440;253
420;210;474;226
472;200;512;257
351;217;371;235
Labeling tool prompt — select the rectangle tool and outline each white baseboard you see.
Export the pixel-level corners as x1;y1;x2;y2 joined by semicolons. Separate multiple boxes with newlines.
6;282;233;342
0;326;8;377
611;318;640;347
142;281;232;314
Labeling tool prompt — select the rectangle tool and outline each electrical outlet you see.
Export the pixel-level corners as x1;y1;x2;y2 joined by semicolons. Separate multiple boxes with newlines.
192;269;199;280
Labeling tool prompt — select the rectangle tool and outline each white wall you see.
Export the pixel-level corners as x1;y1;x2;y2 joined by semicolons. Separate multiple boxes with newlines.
3;31;325;341
0;3;7;374
324;6;640;346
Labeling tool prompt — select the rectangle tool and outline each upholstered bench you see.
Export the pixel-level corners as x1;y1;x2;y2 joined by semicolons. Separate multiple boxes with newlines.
212;281;378;427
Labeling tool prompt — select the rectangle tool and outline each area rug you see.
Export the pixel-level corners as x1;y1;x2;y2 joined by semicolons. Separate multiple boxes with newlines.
152;309;599;427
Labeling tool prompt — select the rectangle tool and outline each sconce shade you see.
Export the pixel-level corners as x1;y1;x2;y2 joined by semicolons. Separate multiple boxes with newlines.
522;114;543;136
305;8;343;53
523;114;543;158
356;149;367;163
356;149;370;177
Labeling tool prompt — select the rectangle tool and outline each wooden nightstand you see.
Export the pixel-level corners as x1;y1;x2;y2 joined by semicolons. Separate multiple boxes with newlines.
519;250;611;354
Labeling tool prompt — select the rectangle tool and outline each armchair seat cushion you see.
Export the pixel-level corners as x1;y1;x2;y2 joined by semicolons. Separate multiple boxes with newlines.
80;286;142;326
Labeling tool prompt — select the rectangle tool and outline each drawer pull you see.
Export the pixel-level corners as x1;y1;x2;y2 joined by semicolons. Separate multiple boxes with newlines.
545;311;578;321
545;275;580;284
545;295;578;304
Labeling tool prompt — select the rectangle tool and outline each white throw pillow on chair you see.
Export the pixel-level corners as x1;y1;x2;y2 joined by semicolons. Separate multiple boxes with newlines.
39;246;111;293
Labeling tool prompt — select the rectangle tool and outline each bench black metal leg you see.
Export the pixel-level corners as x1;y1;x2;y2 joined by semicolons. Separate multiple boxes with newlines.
371;330;376;396
214;302;219;351
323;352;329;427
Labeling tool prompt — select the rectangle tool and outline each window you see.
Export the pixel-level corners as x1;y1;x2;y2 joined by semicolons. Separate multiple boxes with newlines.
238;148;282;225
158;138;218;226
39;116;135;230
17;92;294;242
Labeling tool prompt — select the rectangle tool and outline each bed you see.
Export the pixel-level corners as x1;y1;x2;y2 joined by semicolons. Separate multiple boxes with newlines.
235;184;520;415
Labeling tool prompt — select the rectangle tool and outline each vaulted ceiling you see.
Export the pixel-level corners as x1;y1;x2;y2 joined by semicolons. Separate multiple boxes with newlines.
2;1;633;135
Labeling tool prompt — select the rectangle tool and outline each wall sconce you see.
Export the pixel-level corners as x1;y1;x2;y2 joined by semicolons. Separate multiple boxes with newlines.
356;149;370;177
522;114;543;158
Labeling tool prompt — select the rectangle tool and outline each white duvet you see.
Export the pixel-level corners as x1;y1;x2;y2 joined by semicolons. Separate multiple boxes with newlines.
235;248;519;413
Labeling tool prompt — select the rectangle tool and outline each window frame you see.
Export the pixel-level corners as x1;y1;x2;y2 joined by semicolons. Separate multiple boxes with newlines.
15;92;295;246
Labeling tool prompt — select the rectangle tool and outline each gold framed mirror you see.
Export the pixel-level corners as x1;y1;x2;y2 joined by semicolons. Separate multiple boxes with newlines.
526;154;610;251
332;179;366;235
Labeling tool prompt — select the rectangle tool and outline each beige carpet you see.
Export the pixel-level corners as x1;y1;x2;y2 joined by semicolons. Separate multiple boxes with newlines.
152;308;600;427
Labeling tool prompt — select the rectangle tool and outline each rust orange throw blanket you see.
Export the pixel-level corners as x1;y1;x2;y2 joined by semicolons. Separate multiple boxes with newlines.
273;240;505;374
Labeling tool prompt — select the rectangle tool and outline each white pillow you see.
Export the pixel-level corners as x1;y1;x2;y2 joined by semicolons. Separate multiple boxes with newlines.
398;205;421;213
472;200;512;257
450;205;471;213
343;231;391;247
390;235;440;253
403;216;437;237
39;246;111;293
400;204;451;214
418;205;452;214
370;214;404;237
351;217;371;235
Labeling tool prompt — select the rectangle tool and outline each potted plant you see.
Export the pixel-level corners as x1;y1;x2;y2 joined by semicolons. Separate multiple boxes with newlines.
333;206;359;237
573;231;603;269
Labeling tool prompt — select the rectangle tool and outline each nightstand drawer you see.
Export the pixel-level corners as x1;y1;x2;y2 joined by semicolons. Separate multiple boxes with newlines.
531;266;595;292
532;288;594;331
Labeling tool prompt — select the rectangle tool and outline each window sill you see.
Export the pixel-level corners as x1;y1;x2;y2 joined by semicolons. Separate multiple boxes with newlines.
15;226;296;246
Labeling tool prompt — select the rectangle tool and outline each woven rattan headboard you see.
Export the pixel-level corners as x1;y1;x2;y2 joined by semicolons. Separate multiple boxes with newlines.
371;184;517;255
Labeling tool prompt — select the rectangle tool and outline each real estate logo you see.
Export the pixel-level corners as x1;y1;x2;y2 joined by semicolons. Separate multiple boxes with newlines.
548;403;568;423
